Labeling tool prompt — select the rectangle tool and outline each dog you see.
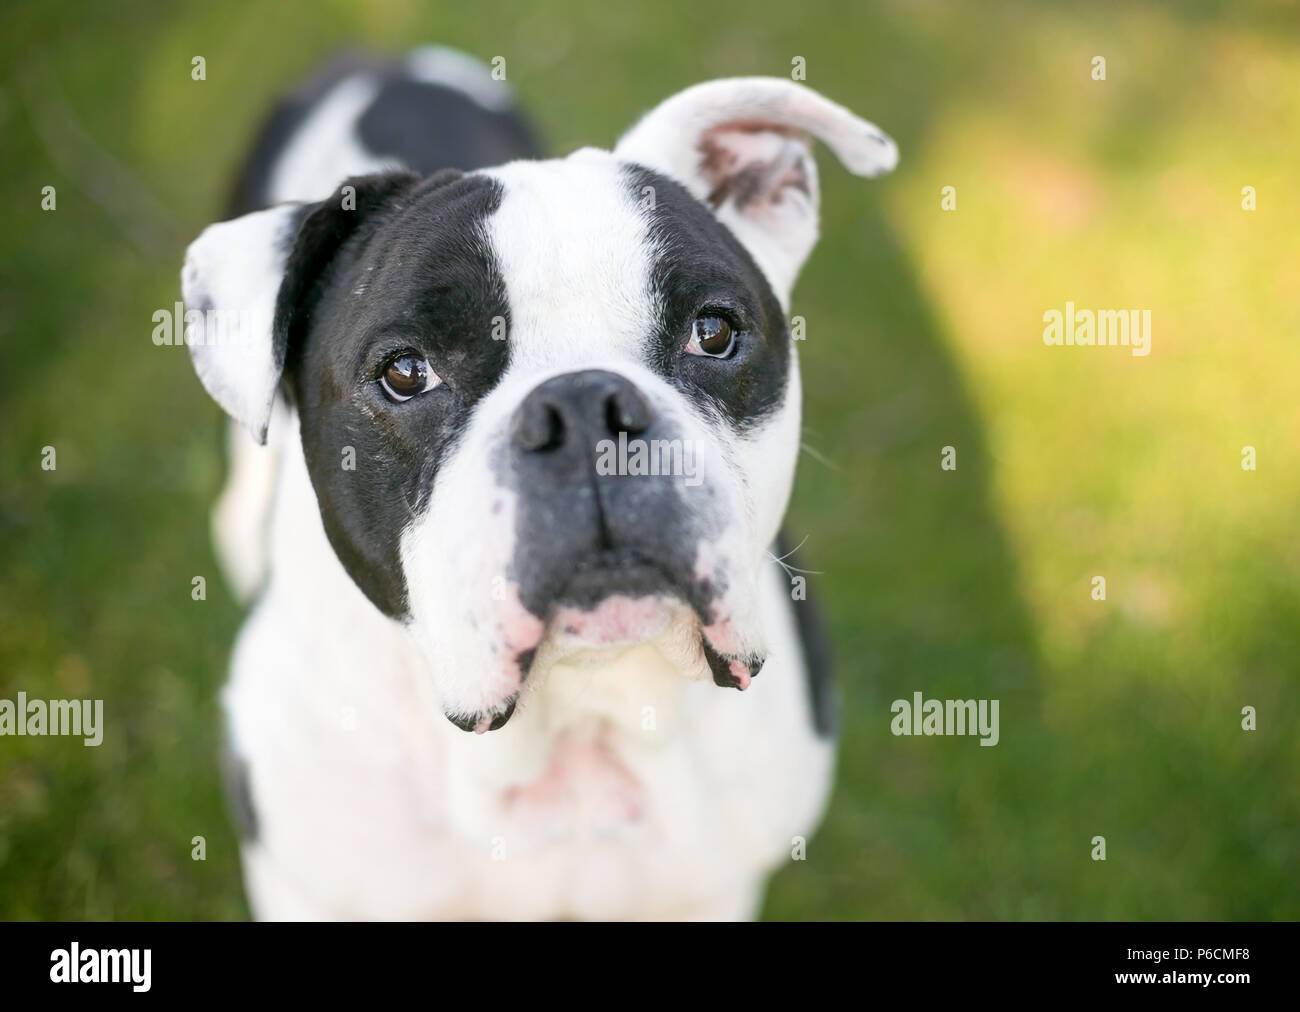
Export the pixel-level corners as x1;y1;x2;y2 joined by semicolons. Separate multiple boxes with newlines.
181;46;897;920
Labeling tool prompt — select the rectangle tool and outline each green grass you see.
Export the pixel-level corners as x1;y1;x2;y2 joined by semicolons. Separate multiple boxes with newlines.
1;0;1297;920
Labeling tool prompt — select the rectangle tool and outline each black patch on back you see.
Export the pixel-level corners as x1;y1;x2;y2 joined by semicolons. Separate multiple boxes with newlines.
280;171;511;618
219;743;259;842
225;52;376;218
622;164;791;432
357;77;539;173
226;51;540;218
777;531;837;738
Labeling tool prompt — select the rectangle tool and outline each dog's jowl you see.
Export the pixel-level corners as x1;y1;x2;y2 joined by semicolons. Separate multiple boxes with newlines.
181;46;897;919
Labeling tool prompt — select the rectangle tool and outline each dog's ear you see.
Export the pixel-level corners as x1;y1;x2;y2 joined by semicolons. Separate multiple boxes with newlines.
181;171;420;443
614;78;897;303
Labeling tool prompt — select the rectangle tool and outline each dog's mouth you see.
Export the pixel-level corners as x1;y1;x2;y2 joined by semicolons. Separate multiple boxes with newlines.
540;549;691;648
451;546;764;735
557;548;686;609
534;547;762;688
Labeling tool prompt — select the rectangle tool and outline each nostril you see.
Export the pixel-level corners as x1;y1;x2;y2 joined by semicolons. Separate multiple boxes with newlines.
540;405;565;450
604;398;625;436
605;389;651;436
514;401;566;452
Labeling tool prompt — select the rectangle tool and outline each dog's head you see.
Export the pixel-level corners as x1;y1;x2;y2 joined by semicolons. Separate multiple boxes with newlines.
182;78;896;731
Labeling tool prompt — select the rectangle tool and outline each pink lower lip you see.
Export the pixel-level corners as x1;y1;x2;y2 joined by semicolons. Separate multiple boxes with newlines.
550;594;677;646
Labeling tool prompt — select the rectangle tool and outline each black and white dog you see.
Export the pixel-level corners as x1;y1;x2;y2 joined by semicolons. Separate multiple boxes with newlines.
182;46;896;919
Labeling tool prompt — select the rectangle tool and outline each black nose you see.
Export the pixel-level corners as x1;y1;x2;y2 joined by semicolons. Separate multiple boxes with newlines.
512;369;653;454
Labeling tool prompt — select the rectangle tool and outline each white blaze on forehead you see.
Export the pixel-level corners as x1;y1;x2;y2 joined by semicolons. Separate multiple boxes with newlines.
481;150;660;372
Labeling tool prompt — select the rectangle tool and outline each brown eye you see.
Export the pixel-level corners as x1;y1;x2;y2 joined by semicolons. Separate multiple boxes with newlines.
686;315;736;358
380;352;439;402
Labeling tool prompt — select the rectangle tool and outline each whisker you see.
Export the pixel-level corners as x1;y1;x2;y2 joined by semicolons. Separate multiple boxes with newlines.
800;440;841;471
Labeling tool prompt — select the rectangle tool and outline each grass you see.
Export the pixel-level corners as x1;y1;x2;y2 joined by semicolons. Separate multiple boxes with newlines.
1;0;1296;919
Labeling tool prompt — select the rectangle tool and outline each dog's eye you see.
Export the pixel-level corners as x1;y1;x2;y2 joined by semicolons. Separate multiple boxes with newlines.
379;352;441;402
686;315;736;358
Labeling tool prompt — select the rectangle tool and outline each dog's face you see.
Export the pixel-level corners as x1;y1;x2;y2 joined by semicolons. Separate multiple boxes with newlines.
183;79;896;730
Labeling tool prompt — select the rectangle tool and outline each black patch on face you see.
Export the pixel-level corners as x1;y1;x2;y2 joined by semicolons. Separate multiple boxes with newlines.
280;171;511;618
272;172;419;375
621;164;791;433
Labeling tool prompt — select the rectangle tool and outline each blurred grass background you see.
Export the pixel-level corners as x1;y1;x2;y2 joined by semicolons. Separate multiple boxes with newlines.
1;0;1297;919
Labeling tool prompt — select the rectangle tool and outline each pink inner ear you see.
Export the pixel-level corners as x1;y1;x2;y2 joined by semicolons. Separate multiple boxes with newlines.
697;122;812;211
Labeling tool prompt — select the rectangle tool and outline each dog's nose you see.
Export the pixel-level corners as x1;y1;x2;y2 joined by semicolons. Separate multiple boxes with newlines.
512;369;653;453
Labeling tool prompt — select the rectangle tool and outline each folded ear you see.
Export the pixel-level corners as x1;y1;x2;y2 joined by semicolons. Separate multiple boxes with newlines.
180;171;419;443
614;78;897;303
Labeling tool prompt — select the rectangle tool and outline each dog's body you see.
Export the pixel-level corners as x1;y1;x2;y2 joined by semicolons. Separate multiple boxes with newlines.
184;48;895;919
